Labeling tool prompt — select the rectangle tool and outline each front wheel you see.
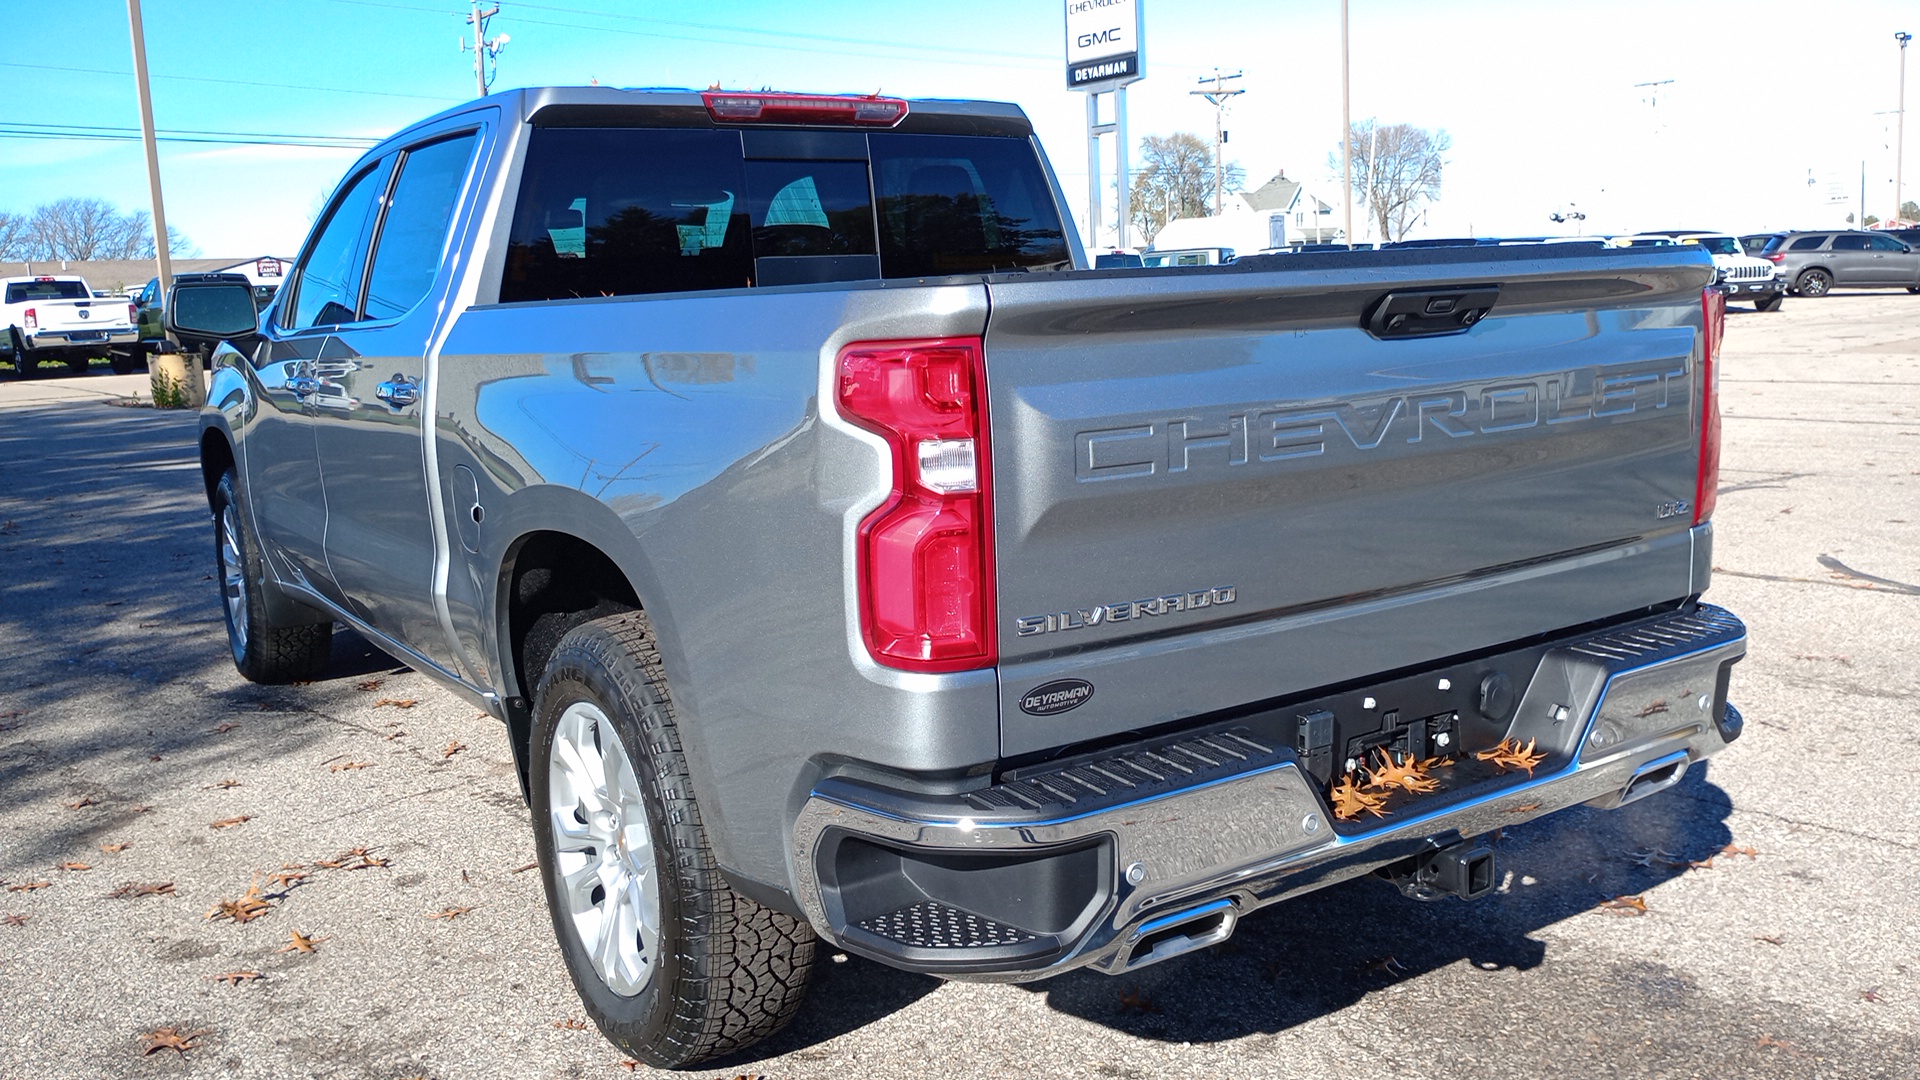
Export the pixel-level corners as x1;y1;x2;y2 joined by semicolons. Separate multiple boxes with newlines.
1795;268;1833;297
212;469;332;682
1753;294;1784;312
1907;286;1920;294
531;612;815;1068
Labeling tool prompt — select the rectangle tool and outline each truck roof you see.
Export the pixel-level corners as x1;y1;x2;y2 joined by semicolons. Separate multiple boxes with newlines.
364;86;1035;160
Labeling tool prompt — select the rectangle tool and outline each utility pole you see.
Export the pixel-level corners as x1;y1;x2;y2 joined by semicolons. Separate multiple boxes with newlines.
1898;32;1911;221
1190;68;1243;214
126;0;171;297
461;2;508;99
1340;0;1351;248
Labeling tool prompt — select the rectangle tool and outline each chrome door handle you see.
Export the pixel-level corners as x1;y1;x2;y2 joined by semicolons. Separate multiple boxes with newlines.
375;374;419;410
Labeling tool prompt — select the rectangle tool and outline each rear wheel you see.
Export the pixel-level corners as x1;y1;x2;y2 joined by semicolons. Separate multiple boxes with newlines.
212;468;332;682
1753;294;1783;312
1794;268;1833;297
109;348;141;375
10;332;32;379
531;611;815;1068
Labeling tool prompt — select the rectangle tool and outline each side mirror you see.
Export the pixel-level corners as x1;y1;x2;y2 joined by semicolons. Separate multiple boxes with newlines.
167;284;261;339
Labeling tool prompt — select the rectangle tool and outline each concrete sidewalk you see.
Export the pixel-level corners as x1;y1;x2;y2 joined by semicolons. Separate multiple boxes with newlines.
0;370;159;410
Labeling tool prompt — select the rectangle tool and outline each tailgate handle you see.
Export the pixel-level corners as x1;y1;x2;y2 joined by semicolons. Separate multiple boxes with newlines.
1364;285;1501;340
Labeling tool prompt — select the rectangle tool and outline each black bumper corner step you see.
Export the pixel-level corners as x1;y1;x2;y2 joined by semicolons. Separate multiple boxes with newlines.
855;900;1041;950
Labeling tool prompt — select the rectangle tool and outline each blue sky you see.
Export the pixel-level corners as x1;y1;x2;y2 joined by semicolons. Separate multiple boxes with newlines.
3;0;1916;256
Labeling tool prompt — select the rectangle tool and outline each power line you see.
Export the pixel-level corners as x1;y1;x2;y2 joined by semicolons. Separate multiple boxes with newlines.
0;121;378;149
0;61;458;104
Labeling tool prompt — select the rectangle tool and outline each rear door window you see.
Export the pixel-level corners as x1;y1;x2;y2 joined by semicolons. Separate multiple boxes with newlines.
363;132;480;321
1788;235;1829;251
1830;235;1870;251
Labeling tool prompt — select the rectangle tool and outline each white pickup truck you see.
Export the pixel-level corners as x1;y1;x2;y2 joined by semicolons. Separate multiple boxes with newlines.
1;275;139;377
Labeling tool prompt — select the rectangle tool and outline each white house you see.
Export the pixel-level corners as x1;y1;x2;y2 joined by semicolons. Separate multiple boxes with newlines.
1146;170;1347;255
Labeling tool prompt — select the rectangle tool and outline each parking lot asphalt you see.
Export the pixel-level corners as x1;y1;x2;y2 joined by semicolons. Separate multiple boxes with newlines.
1;295;1916;1080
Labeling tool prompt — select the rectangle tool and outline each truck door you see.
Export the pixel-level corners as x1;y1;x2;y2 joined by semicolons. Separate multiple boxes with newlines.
248;158;391;602
314;127;484;682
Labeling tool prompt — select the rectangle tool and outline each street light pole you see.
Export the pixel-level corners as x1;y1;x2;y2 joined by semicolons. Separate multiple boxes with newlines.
1898;32;1912;221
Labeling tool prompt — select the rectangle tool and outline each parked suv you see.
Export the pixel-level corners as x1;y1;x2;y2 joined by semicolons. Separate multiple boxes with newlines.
1761;230;1920;296
1648;232;1786;311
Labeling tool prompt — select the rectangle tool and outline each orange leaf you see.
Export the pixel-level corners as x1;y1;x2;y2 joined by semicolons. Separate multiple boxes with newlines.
5;881;49;893
277;929;327;953
1328;774;1389;821
443;741;468;758
1474;737;1545;775
58;862;91;872
98;843;132;854
328;761;372;772
140;1027;209;1056
1598;894;1648;916
426;905;475;921
209;816;250;830
207;970;263;986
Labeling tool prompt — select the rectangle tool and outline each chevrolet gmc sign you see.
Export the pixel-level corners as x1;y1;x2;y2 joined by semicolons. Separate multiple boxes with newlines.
1064;0;1144;90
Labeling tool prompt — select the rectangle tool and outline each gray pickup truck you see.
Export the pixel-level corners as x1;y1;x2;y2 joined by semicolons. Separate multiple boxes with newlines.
198;87;1747;1067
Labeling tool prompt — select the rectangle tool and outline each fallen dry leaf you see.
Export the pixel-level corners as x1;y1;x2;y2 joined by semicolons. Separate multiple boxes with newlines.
1754;934;1785;946
1636;699;1670;718
207;970;263;986
205;880;272;924
1363;749;1440;794
98;843;131;854
1860;987;1885;1003
1475;737;1545;775
5;881;50;893
204;779;241;790
106;881;174;899
1362;954;1407;977
355;679;384;692
426;905;475;921
383;730;406;740
1504;802;1543;814
511;862;538;874
212;722;239;734
328;761;372;773
443;740;468;758
58;862;91;872
66;797;97;810
2;913;27;927
140;1027;209;1056
1117;987;1157;1013
1756;1035;1796;1051
267;870;309;889
1328;774;1389;821
551;1018;588;1030
374;698;418;709
277;929;327;954
1598;894;1649;916
209;816;251;830
1721;843;1760;859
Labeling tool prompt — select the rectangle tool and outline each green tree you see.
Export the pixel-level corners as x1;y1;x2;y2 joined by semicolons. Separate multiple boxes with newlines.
1330;120;1451;243
1901;199;1919;221
1128;132;1244;242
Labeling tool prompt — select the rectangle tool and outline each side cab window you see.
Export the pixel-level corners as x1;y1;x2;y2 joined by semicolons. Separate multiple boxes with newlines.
282;158;392;332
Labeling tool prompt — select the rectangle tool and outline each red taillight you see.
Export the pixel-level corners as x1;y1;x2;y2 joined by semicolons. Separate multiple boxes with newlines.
1694;288;1724;525
836;337;995;672
127;303;137;323
702;91;908;126
22;308;36;330
1765;253;1784;263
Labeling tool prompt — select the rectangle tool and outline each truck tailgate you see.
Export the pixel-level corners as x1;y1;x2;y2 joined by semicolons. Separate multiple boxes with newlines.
984;248;1716;757
31;299;130;332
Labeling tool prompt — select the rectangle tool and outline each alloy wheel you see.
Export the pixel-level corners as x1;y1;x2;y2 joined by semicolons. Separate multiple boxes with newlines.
218;501;249;655
547;701;663;997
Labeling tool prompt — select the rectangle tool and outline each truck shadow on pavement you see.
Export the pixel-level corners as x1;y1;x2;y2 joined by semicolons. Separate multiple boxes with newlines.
0;403;404;871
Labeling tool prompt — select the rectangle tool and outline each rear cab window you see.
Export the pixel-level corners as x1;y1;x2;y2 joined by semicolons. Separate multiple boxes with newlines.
6;280;90;304
499;119;1069;303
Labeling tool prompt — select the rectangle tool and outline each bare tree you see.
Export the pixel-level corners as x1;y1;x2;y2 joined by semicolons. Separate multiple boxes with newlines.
15;197;194;260
1129;132;1245;242
1330;120;1450;243
0;211;30;260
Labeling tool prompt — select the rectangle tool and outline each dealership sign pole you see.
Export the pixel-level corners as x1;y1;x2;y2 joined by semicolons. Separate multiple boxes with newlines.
1066;0;1144;251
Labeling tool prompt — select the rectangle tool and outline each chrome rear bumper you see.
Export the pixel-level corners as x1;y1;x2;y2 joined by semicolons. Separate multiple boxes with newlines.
791;604;1746;980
